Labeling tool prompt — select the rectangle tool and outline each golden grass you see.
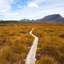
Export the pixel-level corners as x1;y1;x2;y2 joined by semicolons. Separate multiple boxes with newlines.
0;23;64;64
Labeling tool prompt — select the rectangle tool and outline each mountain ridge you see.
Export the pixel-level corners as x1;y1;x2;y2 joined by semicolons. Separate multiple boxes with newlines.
37;14;64;23
0;14;64;23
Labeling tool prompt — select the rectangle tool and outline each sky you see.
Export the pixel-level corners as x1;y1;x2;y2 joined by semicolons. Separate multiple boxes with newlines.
0;0;64;20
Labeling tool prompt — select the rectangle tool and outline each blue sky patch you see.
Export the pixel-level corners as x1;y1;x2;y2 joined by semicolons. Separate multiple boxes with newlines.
11;0;29;11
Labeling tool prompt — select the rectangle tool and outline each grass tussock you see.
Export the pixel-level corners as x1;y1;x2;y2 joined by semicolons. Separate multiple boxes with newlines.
0;23;64;64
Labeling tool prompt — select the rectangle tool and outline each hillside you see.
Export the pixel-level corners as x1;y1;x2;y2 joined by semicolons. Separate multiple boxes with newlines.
0;14;64;24
37;14;64;23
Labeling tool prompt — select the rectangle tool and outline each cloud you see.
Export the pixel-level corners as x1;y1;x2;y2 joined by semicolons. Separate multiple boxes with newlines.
27;0;46;8
27;2;39;8
0;0;64;20
0;0;13;12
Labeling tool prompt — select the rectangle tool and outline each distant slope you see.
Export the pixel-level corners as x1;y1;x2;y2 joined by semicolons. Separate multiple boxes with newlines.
0;14;64;24
38;14;64;23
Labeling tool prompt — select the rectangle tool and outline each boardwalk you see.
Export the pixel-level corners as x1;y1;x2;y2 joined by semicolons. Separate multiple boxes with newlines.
25;29;39;64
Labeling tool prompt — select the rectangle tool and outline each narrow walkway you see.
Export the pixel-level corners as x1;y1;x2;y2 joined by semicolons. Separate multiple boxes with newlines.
25;29;39;64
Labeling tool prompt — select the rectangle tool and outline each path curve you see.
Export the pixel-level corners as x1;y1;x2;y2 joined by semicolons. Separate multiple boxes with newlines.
25;29;39;64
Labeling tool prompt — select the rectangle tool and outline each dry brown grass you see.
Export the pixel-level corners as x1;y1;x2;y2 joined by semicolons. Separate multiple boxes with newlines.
0;23;64;64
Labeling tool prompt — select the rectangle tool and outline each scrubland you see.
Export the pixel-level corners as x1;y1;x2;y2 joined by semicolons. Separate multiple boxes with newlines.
0;23;64;64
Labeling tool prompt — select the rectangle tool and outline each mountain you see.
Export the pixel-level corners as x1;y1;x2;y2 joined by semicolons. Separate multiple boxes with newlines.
38;14;64;23
0;14;64;24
